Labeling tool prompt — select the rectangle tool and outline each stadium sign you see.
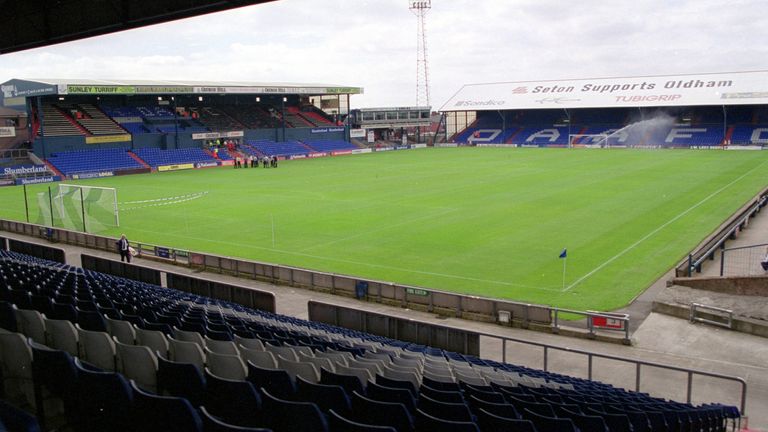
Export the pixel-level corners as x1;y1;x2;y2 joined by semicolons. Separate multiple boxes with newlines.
158;163;195;172
350;128;366;138
191;131;244;140
71;171;115;180
15;175;61;185
2;164;47;175
0;126;16;137
310;127;345;134
441;71;768;111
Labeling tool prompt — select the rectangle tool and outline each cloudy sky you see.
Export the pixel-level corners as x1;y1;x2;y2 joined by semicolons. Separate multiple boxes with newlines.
1;0;766;108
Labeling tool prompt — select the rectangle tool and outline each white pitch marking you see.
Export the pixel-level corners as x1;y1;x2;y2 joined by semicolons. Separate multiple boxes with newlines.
563;160;768;292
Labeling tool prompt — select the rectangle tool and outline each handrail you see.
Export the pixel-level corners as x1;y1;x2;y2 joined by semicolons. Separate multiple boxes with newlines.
677;191;768;277
313;300;747;416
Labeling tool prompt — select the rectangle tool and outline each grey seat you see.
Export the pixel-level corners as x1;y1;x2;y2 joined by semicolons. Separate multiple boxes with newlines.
239;345;278;369
43;317;79;356
204;336;240;356
277;354;320;383
0;332;34;407
115;338;159;392
168;336;206;371
233;335;264;351
76;325;116;371
136;327;170;358
105;316;136;344
15;309;46;344
205;348;247;381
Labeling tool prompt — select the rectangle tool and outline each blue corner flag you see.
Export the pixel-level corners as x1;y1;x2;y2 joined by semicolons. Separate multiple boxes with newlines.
559;248;567;259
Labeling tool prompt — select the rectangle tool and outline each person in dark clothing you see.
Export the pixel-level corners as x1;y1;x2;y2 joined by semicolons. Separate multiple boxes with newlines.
116;234;131;263
271;156;278;168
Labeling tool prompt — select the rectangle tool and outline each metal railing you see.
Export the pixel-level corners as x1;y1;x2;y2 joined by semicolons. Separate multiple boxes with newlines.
678;193;767;277
492;332;747;415
720;242;768;277
551;307;630;343
690;303;734;329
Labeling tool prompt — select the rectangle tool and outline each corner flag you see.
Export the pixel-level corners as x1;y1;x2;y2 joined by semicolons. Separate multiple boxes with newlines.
559;248;567;259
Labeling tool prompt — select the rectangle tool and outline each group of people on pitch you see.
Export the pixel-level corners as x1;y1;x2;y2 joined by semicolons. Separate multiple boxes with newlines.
234;155;278;168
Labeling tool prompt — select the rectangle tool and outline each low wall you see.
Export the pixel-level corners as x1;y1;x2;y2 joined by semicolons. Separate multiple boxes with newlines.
308;301;480;356
8;238;65;263
81;253;275;313
166;272;275;313
81;254;162;286
0;236;7;250
672;275;768;296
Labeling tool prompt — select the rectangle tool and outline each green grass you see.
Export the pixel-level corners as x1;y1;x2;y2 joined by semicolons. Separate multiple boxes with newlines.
2;148;767;311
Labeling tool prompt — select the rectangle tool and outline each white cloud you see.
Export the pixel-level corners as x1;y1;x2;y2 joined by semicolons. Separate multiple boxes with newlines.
1;0;767;108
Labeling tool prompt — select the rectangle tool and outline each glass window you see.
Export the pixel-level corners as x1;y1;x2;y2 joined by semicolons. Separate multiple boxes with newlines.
363;112;374;121
386;112;397;120
409;111;419;119
420;111;430;119
375;112;385;120
398;112;408;120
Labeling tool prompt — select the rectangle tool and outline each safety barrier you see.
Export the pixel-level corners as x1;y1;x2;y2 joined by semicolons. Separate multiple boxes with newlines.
689;303;734;329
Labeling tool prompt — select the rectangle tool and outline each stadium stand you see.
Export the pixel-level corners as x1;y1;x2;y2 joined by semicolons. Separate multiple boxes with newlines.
40;103;86;137
305;140;358;153
246;139;312;157
73;104;127;136
0;249;741;431
220;105;281;129
191;107;245;131
46;148;143;175
133;147;218;168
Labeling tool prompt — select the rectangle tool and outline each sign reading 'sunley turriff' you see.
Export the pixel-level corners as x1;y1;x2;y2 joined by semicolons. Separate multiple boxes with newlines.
441;71;768;111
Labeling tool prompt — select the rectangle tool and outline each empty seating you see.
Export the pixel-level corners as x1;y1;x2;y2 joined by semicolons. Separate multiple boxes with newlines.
46;148;143;176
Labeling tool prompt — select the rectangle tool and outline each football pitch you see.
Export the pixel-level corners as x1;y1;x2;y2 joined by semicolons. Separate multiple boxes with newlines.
2;147;767;312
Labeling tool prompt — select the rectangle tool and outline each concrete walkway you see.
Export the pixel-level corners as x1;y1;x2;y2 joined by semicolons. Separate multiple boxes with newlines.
3;229;767;429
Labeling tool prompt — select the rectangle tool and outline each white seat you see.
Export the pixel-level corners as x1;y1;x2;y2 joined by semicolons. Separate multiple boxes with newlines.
43;317;79;356
315;349;353;366
172;327;205;346
204;336;239;356
168;336;206;371
380;365;421;389
15;309;46;344
298;351;335;374
115;338;158;392
334;363;373;388
277;355;320;383
76;326;116;371
135;327;170;358
363;351;392;362
264;343;299;362
455;372;487;387
347;357;383;378
290;345;314;358
105;316;136;344
423;370;456;383
239;345;278;369
392;356;424;369
205;348;247;381
233;335;264;351
0;332;34;407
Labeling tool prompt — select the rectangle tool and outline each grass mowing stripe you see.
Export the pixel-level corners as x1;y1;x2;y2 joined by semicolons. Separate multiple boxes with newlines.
2;148;767;311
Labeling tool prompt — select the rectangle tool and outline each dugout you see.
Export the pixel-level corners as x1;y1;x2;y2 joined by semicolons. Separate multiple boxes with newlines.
0;79;363;158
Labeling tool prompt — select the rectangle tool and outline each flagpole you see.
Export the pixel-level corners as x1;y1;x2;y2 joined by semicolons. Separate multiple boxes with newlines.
562;256;567;290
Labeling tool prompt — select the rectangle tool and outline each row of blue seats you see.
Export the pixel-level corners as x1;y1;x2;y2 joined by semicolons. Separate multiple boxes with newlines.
0;250;740;431
134;148;217;168
47;148;143;175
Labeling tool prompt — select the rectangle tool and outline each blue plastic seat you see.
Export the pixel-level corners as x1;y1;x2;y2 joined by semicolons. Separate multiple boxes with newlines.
0;301;17;332
260;387;328;432
327;408;397;432
417;393;473;422
350;390;413;432
414;408;480;432
199;406;272;431
320;368;364;397
29;340;79;429
130;380;203;432
418;384;465;403
374;375;416;397
204;368;262;427
475;408;536;432
246;361;296;400
522;408;579;432
365;380;417;414
295;374;352;416
77;309;107;332
74;357;134;431
157;355;206;406
467;394;520;419
0;400;41;432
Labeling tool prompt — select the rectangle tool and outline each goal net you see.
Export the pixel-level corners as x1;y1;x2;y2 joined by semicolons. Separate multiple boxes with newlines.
35;184;119;233
568;133;610;148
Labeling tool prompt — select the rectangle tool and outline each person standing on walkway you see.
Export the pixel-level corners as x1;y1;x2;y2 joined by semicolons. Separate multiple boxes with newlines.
117;234;131;263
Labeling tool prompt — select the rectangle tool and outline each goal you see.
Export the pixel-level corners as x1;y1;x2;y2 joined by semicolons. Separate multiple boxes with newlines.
568;133;612;148
36;184;119;233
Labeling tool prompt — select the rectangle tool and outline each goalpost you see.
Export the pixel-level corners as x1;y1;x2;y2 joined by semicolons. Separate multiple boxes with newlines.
568;133;610;148
35;184;119;233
